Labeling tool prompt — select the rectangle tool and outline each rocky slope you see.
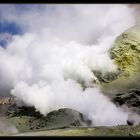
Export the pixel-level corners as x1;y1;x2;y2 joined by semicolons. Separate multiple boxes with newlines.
2;106;88;133
110;25;140;76
100;25;140;115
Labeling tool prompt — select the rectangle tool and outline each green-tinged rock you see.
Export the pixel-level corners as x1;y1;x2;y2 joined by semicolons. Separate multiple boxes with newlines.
109;25;140;76
100;25;140;115
94;25;140;84
3;106;87;133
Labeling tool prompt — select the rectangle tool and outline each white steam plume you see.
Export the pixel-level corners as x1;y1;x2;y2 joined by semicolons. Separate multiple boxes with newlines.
0;4;136;126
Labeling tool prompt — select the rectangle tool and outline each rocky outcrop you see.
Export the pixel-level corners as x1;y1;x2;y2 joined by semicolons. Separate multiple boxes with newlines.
112;89;140;114
0;97;15;106
100;25;140;115
109;25;140;77
94;25;140;84
4;106;88;133
93;71;120;83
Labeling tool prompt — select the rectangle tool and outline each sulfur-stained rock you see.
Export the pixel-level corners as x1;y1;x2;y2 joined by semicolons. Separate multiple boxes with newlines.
100;25;140;115
109;25;140;76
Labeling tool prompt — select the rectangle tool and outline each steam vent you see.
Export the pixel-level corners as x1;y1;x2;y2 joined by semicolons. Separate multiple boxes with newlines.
1;4;140;136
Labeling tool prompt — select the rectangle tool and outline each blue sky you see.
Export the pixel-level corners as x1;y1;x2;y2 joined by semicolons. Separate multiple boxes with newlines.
0;5;24;47
0;21;22;35
0;21;22;47
0;4;49;47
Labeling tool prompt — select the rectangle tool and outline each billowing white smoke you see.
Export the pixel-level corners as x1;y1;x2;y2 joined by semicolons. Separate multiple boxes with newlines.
0;4;136;126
